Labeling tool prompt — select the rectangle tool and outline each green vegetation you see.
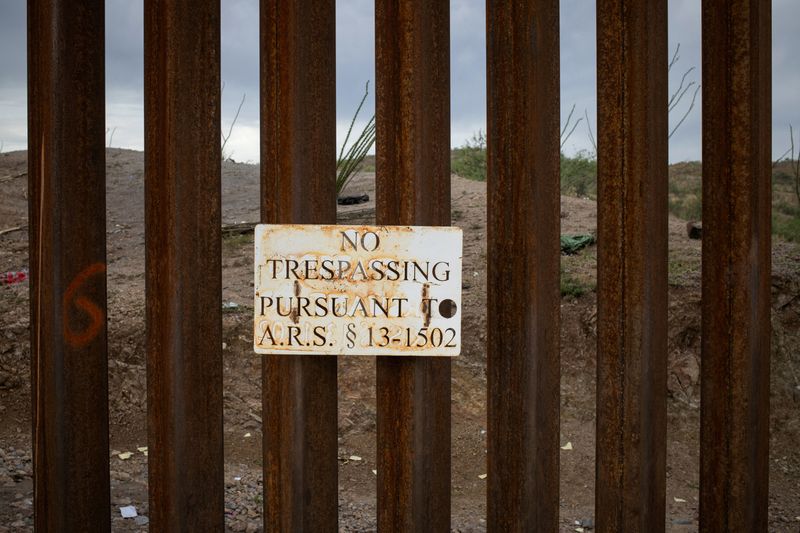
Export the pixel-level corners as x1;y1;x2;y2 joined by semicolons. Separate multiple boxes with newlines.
773;125;800;242
668;256;700;286
775;125;800;205
336;82;376;195
450;129;800;243
451;131;487;182
668;163;702;221
773;215;800;243
560;151;597;198
560;269;593;298
560;241;597;298
773;183;800;243
450;132;598;199
222;232;253;251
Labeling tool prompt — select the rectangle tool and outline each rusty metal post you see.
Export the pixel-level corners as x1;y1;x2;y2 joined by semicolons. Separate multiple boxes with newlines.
485;1;561;530
260;1;338;530
27;1;110;530
595;0;668;530
700;1;771;531
144;0;224;530
374;0;451;530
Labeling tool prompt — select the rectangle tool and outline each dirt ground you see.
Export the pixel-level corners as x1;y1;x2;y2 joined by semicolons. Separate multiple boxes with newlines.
1;148;799;531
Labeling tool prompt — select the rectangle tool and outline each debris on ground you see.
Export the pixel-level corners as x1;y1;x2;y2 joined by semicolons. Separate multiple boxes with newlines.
1;270;27;286
119;505;137;518
337;193;369;206
686;220;702;239
560;234;595;255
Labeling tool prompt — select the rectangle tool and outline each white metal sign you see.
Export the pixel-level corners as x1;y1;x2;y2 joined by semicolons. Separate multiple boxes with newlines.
254;224;462;356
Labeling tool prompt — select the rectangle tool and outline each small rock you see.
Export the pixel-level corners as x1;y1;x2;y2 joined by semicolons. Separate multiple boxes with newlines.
134;515;149;526
686;221;702;240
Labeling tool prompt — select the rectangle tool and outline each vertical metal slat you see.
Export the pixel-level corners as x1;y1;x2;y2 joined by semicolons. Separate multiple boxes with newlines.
28;1;110;530
375;0;451;530
700;1;771;530
486;1;561;530
260;0;339;530
144;0;224;529
595;0;669;530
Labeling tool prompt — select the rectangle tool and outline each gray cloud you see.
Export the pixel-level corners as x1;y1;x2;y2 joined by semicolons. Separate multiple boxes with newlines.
0;1;27;150
1;1;798;163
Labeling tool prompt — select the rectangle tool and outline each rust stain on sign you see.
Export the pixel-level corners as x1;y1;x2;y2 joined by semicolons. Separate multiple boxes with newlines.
254;224;462;356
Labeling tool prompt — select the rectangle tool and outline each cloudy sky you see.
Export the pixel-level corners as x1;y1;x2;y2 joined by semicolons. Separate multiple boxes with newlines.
1;1;798;163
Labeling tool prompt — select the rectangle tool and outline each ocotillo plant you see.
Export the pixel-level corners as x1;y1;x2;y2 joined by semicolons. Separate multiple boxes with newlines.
336;81;376;196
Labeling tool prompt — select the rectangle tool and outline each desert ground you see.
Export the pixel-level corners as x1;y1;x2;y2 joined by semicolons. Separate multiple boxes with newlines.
1;148;799;531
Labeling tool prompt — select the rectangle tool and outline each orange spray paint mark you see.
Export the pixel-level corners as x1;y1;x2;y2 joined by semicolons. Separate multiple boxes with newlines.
62;262;106;348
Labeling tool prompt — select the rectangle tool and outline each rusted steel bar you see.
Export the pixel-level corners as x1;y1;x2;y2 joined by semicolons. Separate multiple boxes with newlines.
27;1;110;530
144;0;224;530
485;1;561;530
375;0;451;530
700;1;771;531
595;0;668;530
260;1;338;530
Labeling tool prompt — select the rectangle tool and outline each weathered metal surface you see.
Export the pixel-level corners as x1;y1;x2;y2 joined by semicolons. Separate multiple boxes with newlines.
700;1;771;531
144;0;224;530
375;0;451;529
486;1;561;530
254;224;462;356
260;0;339;530
28;1;110;530
595;0;668;530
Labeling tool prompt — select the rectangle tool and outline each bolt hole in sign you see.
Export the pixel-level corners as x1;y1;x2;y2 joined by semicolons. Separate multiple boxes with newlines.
254;224;462;356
